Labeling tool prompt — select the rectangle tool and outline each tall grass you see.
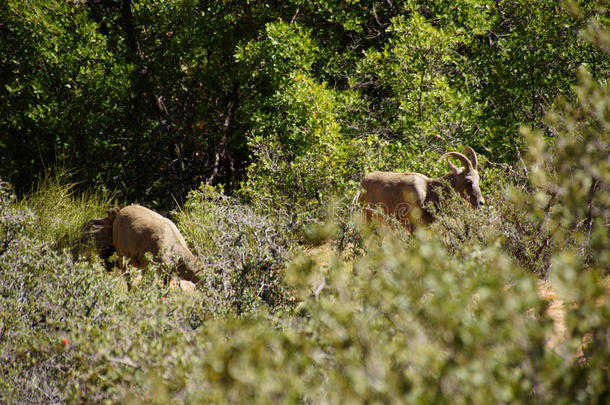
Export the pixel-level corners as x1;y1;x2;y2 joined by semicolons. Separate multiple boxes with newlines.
17;170;115;252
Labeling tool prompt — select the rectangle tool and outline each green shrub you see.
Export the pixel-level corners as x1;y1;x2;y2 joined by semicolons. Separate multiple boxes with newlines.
175;184;295;314
1;192;607;403
428;176;555;277
1;184;212;403
120;226;606;403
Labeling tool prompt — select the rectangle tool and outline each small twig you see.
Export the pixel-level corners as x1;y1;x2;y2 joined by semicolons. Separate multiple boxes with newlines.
480;155;528;182
582;177;599;256
372;1;382;26
417;59;426;120
290;7;300;24
108;356;140;369
30;380;57;403
516;147;528;179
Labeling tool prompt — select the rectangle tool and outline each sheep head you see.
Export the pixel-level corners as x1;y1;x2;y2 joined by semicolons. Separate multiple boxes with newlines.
439;147;485;208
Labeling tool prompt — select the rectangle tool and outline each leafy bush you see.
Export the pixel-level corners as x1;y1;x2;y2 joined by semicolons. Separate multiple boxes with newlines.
114;228;606;404
428;177;556;277
0;221;206;403
175;185;295;314
1;181;607;403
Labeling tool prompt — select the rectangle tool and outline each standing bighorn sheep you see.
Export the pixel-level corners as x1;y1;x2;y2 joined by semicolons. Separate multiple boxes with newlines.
107;204;203;284
359;147;485;230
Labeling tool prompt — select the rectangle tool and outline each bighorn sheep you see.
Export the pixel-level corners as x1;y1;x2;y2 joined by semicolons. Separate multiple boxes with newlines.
108;204;203;284
359;147;484;230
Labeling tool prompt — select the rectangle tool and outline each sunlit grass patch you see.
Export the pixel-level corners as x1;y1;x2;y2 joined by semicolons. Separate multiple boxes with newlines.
17;170;115;253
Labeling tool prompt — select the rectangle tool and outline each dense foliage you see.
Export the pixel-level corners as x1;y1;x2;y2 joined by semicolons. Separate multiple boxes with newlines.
2;0;608;207
0;0;608;403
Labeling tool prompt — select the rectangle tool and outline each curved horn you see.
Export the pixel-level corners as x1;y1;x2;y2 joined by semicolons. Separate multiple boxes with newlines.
445;160;459;174
462;147;478;170
439;151;473;171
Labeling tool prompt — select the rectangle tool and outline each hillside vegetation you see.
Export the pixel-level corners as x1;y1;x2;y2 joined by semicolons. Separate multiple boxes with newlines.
0;0;608;403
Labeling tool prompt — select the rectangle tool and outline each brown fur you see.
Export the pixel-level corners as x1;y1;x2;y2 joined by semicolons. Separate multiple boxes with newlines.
110;204;203;284
359;147;485;231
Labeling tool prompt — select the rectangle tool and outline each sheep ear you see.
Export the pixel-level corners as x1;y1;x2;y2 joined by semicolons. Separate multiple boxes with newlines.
107;206;120;223
446;160;459;174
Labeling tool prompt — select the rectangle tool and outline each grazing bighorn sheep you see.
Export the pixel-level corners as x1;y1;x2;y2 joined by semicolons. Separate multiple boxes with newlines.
359;147;484;230
108;204;203;284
